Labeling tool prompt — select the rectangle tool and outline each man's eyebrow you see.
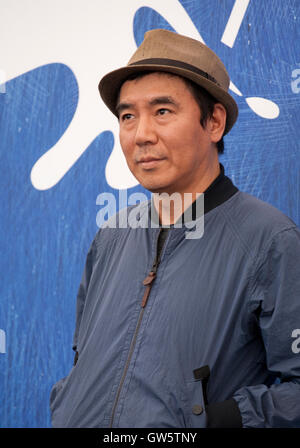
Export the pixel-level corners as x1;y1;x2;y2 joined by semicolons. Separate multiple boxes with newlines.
149;96;179;107
116;102;133;117
116;96;179;117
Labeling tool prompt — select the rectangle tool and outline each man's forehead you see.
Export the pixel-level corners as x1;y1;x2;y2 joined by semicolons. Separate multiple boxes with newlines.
117;71;190;105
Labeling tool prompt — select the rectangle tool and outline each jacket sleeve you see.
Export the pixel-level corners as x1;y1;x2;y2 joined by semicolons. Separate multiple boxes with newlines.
231;226;300;427
50;235;99;413
72;236;98;356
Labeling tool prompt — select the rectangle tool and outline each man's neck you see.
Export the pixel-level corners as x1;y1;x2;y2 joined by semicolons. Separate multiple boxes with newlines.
153;163;221;226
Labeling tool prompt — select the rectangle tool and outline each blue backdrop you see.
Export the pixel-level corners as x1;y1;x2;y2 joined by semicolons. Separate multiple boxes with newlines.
0;0;299;427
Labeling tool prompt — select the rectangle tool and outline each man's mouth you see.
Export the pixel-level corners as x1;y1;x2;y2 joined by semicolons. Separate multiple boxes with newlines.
138;157;166;169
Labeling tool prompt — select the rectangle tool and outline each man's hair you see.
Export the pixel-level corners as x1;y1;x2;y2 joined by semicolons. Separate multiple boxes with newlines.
117;71;225;154
184;77;225;154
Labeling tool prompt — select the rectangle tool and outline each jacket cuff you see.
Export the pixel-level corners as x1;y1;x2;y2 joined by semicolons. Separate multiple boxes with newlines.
206;398;243;428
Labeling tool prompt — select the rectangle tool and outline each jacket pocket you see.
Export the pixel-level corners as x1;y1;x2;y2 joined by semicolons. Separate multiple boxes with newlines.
183;365;210;428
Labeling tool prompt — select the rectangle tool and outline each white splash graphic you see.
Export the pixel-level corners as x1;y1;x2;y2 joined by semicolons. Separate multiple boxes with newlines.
221;0;250;48
245;97;279;119
222;0;279;119
229;83;279;119
0;0;280;191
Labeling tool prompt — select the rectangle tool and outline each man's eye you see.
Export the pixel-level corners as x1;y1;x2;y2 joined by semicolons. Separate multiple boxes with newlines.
121;113;134;121
157;108;170;115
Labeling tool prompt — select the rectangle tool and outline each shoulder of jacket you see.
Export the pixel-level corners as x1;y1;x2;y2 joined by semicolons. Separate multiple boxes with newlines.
220;191;298;256
224;190;296;231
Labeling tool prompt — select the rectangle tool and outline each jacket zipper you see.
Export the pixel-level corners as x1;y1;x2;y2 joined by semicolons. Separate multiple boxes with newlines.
109;229;163;427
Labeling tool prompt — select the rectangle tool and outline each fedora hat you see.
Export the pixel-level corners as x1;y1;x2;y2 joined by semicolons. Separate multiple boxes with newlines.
98;29;238;134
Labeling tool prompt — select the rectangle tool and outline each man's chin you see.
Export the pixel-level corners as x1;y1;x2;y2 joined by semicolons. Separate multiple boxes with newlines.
133;176;166;194
140;184;170;195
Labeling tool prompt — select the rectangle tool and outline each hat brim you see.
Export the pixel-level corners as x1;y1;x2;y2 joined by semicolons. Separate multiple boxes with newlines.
98;63;238;135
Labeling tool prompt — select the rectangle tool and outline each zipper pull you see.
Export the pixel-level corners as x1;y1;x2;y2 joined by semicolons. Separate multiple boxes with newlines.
143;271;156;285
141;271;156;308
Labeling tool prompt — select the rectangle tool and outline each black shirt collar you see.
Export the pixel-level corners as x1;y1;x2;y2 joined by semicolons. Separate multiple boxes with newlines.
201;163;238;216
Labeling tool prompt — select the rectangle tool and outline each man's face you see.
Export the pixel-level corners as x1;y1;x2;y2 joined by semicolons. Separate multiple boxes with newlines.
118;72;219;196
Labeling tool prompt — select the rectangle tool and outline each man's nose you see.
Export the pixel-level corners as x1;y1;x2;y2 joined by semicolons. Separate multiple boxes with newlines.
135;115;158;146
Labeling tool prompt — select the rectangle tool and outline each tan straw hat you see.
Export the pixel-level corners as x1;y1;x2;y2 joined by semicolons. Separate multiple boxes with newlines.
98;29;238;134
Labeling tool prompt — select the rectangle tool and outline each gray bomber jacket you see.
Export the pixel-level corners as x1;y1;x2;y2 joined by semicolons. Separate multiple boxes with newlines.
50;167;300;427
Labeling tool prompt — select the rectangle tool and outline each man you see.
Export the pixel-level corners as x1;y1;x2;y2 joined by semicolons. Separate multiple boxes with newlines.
50;29;300;428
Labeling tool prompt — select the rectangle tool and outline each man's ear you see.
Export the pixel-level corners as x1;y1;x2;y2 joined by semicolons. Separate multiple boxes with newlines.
208;103;227;143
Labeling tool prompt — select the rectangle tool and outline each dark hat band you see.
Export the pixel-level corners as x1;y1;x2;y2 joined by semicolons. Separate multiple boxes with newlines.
129;58;221;87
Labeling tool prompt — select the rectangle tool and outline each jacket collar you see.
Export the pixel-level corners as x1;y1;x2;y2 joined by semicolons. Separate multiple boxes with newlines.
197;163;238;217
